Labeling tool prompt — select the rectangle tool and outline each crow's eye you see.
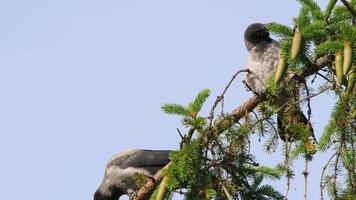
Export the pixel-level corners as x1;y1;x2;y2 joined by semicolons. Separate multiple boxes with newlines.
253;31;263;39
258;30;265;36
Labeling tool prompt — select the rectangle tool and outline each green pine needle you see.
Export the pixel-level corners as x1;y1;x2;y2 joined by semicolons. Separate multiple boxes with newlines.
316;40;343;55
187;88;211;113
257;185;284;200
340;24;356;42
325;0;338;21
266;23;294;38
249;166;283;180
161;103;189;116
291;142;305;159
297;0;324;21
332;6;353;23
294;5;311;28
183;116;206;129
300;20;326;40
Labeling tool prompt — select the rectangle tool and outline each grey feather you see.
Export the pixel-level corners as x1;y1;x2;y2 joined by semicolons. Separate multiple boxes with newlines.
108;149;171;170
243;23;314;142
245;40;280;94
94;149;172;200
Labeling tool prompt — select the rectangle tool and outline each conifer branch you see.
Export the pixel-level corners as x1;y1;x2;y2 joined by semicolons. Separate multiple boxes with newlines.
132;55;331;200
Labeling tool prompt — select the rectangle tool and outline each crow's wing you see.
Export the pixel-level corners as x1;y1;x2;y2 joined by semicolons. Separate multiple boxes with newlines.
108;149;171;175
277;108;314;142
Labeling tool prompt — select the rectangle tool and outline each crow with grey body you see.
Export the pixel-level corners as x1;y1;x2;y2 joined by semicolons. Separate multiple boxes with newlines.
94;149;171;200
244;23;313;141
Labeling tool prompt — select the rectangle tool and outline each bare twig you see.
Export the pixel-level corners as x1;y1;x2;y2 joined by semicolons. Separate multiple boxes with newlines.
264;119;280;153
349;128;356;189
304;81;317;143
320;152;337;200
284;141;293;200
178;128;195;149
251;110;264;140
303;160;309;200
177;128;183;139
316;72;333;83
342;142;356;191
243;80;260;96
208;69;248;128
333;150;341;199
221;95;225;115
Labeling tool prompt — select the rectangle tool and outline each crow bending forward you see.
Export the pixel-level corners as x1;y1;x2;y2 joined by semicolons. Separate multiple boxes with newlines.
94;149;171;200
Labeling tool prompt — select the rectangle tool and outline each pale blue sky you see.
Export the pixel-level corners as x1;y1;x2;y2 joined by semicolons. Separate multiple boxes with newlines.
0;1;335;200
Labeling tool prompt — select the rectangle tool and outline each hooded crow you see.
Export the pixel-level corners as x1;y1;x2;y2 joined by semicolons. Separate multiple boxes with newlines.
244;23;313;142
94;149;171;200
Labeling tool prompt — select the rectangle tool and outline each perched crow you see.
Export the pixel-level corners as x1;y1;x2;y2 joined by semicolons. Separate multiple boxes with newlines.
244;23;280;95
94;149;171;200
244;23;313;142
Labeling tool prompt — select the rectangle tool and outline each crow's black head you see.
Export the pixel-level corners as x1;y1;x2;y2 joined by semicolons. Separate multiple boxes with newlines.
94;186;123;200
244;23;271;50
94;190;111;200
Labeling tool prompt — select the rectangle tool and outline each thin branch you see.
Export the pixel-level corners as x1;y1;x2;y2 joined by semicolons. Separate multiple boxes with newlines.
349;129;356;189
284;141;293;200
177;128;183;139
303;81;317;143
303;160;309;200
342;142;356;191
333;150;341;199
266;118;278;136
320;152;337;200
179;128;195;149
221;95;225;115
243;80;260;96
251;110;264;140
132;163;171;200
264;119;280;153
316;72;333;84
208;69;248;128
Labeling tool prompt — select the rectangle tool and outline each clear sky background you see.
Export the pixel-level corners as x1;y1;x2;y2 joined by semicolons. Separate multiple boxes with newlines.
0;0;337;200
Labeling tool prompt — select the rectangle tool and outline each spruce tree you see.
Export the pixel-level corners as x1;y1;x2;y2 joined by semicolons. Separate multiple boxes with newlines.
133;1;356;199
